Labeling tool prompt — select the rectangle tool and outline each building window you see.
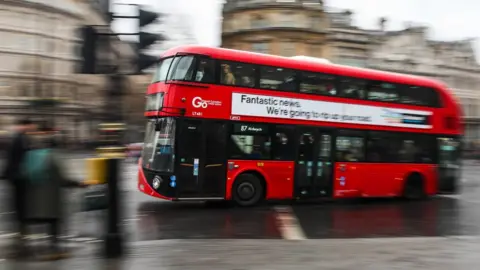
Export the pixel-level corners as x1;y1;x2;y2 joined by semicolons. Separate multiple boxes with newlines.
279;12;295;27
0;79;9;97
251;15;267;29
252;42;269;54
308;44;322;57
280;42;295;56
336;57;366;67
310;15;322;29
223;20;231;31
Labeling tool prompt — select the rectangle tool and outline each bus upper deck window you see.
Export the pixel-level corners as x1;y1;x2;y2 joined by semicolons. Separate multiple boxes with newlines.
169;56;196;81
195;59;215;83
167;55;215;84
220;61;256;87
152;58;173;83
221;64;236;85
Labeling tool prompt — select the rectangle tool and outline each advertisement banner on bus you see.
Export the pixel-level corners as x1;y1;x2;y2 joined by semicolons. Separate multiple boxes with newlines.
231;93;432;129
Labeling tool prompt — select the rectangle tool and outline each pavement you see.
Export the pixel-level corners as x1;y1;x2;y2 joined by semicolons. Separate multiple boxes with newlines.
1;157;480;269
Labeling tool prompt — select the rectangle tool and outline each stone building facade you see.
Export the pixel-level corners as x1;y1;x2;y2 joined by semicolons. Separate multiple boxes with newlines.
0;0;139;145
326;9;373;67
221;0;329;58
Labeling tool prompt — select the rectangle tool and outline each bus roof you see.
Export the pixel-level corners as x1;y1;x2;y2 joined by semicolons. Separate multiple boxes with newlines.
162;45;447;90
161;45;460;114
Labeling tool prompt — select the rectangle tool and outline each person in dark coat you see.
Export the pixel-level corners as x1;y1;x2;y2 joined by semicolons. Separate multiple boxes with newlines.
23;127;87;260
1;118;36;255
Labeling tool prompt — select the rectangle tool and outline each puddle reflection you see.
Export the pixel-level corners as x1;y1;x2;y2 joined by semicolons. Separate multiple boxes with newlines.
132;197;480;241
135;202;280;240
294;198;480;238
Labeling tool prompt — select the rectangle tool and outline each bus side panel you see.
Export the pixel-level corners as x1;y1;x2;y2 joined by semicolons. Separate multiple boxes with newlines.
359;163;406;197
226;160;294;200
333;163;363;198
333;163;437;198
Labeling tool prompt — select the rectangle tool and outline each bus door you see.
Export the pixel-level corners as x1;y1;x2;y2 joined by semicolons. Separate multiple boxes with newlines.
175;119;226;199
203;121;228;197
437;137;461;193
294;128;334;198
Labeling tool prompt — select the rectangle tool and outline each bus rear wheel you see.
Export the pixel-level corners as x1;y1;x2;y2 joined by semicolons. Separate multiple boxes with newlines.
232;173;264;207
403;173;426;200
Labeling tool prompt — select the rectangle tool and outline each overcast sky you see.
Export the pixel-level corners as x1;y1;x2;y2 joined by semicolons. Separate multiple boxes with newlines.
112;0;479;58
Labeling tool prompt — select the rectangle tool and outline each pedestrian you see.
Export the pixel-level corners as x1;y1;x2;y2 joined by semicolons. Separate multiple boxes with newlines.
1;118;36;257
22;126;87;260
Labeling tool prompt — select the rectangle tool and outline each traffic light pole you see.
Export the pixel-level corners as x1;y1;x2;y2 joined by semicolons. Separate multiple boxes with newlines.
104;157;122;258
77;4;162;258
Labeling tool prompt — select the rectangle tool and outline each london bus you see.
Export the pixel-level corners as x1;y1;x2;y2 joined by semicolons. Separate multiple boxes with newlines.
138;45;462;206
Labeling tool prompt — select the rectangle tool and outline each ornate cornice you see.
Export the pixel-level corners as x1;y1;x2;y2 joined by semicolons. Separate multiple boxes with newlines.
2;0;83;20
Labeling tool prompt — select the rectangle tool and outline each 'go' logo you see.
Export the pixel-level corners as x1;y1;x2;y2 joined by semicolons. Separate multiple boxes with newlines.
192;97;208;108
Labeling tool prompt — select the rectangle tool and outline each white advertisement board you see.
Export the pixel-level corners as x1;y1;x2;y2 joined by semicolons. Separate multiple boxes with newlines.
231;93;432;129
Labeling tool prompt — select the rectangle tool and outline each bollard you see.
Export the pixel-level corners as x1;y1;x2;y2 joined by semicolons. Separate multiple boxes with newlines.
104;157;123;258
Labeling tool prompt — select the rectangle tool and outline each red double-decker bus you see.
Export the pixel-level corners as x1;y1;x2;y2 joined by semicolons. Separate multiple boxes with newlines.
138;45;462;206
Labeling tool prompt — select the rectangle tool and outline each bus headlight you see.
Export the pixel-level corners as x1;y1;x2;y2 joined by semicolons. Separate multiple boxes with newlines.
152;176;161;189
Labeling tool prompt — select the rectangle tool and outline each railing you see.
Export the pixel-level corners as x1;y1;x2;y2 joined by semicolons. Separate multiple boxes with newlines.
223;23;327;34
223;0;323;12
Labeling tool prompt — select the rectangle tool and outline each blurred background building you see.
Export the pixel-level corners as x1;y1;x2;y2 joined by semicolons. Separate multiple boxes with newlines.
0;0;127;146
221;0;328;57
1;0;479;145
326;8;374;67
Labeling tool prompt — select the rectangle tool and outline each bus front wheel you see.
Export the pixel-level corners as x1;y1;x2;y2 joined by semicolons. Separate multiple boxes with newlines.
232;173;264;207
403;173;426;200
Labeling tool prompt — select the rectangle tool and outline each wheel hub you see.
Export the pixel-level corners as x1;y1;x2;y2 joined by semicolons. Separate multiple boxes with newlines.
237;182;255;200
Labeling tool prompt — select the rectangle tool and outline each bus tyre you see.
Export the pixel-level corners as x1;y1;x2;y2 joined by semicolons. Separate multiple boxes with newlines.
232;173;264;207
403;174;426;200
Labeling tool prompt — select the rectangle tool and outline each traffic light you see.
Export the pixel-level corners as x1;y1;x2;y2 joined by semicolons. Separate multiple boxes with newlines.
78;26;98;74
136;7;164;73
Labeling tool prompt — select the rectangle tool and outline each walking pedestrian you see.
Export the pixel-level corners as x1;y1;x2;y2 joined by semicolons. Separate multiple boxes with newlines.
1;118;36;257
22;126;87;260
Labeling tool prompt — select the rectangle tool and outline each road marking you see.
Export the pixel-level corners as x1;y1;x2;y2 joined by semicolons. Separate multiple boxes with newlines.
274;206;306;240
0;233;101;243
0;233;18;239
24;234;49;240
71;237;97;242
86;239;103;244
58;234;79;240
438;194;459;199
123;218;140;222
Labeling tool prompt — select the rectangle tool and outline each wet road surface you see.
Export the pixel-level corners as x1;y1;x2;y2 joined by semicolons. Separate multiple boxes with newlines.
2;159;480;242
2;159;480;268
126;160;480;241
